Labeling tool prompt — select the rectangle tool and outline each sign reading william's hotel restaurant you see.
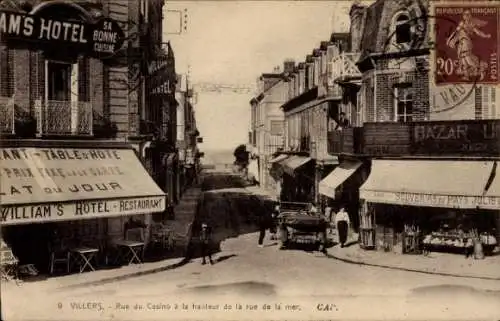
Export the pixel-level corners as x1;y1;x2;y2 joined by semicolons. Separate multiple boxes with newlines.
0;148;166;225
0;9;124;58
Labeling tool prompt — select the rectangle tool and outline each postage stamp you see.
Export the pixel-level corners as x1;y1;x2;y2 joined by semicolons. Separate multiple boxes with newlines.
434;2;499;85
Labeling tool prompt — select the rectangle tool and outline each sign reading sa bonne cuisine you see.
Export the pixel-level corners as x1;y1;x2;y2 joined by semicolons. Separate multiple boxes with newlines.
0;9;124;58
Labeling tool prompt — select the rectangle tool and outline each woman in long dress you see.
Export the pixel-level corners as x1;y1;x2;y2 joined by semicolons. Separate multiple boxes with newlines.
446;9;491;80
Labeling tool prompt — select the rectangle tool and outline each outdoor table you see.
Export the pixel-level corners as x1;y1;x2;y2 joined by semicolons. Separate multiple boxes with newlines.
1;248;19;281
70;247;99;273
114;240;145;265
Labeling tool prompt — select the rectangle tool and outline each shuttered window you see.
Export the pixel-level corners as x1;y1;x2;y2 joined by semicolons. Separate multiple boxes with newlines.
270;120;283;135
0;46;14;97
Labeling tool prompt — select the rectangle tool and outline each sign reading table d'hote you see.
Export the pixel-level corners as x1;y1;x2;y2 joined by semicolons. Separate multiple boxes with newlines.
0;148;166;226
0;10;124;59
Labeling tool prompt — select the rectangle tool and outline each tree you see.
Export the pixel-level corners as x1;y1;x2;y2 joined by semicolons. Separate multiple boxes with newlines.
233;144;249;171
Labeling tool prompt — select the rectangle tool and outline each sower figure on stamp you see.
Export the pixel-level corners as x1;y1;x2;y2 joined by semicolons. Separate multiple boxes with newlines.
200;222;214;265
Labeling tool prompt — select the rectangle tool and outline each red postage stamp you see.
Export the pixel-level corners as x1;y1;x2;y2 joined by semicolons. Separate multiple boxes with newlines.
434;4;499;84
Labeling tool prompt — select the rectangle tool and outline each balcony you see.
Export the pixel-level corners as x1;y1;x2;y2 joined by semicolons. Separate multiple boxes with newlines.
327;127;364;155
35;100;93;136
328;52;361;84
0;96;15;135
327;120;500;157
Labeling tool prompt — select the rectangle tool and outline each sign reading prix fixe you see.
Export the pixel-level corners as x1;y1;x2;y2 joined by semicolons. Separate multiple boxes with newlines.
360;190;500;209
0;10;124;58
0;148;166;225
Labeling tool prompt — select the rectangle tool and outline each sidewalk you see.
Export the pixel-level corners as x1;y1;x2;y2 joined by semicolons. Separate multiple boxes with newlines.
327;238;500;281
1;185;204;292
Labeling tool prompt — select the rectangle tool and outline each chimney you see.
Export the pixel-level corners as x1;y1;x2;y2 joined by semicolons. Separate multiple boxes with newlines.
349;1;366;53
283;59;295;74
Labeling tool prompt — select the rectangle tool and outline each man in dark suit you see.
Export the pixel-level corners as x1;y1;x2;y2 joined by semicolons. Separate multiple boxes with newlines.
200;223;214;265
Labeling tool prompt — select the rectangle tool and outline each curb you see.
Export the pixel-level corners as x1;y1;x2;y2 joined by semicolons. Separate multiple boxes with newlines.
325;252;500;281
58;257;191;290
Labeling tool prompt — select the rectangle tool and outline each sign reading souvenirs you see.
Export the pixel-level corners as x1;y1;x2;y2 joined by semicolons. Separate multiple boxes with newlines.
360;190;500;209
0;148;166;225
0;10;124;59
411;120;500;155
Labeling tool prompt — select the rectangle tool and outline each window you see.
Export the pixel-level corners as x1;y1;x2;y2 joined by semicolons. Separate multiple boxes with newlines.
395;14;411;44
47;62;71;101
394;87;413;122
0;46;14;97
270;120;283;136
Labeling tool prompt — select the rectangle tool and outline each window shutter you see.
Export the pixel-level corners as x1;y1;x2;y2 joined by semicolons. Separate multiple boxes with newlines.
78;57;90;102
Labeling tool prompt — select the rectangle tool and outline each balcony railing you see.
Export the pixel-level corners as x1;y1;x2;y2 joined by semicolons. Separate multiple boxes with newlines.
35;100;93;136
328;127;368;155
0;96;15;135
328;52;361;83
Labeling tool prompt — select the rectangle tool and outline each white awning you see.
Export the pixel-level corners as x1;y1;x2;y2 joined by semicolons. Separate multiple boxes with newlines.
1;147;167;226
359;160;494;209
319;161;362;199
282;156;313;176
268;154;289;164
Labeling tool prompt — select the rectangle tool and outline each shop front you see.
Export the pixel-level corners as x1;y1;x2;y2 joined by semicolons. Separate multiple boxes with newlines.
318;159;366;230
0;143;167;277
358;159;498;256
277;155;315;203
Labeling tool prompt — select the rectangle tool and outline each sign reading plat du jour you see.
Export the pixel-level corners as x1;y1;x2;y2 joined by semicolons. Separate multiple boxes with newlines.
0;148;166;225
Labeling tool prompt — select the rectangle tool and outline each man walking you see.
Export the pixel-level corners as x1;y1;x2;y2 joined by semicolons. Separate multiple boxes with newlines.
200;222;214;265
257;213;269;248
335;207;350;248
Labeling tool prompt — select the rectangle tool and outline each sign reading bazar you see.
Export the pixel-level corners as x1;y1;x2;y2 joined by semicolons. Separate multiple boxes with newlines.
0;10;124;59
0;148;166;225
412;120;500;155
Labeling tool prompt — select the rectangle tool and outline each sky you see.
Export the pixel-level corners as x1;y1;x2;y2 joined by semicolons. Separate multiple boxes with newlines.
164;1;355;151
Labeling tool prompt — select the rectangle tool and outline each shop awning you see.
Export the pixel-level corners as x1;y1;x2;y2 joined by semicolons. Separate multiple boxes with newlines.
319;161;362;199
281;155;313;176
268;154;289;164
359;160;494;209
0;147;167;226
482;162;500;209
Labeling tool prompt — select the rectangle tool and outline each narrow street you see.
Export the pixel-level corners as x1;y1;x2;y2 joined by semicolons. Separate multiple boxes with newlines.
2;170;500;321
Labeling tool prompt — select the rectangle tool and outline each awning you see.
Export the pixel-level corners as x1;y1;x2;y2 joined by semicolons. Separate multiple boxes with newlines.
319;161;362;199
268;154;289;164
359;160;494;209
0;147;167;226
482;162;500;209
282;155;313;176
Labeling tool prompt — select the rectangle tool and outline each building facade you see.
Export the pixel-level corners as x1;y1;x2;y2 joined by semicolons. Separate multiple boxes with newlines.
325;0;500;254
249;71;288;190
0;0;174;275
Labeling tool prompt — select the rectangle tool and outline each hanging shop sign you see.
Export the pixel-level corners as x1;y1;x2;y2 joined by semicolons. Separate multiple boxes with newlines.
0;147;166;225
151;80;172;95
0;10;124;59
360;190;500;209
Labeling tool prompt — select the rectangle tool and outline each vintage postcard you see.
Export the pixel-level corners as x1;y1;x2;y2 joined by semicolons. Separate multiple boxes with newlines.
0;0;499;320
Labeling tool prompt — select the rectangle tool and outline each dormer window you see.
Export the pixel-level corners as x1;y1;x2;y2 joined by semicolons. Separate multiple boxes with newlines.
395;14;411;44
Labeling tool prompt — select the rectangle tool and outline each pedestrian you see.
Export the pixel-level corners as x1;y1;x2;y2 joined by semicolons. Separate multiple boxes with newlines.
324;205;333;234
200;222;214;265
257;213;268;248
270;204;279;241
335;207;350;248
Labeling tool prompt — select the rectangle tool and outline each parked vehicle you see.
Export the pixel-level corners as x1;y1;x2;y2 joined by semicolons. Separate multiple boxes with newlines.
277;201;327;252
